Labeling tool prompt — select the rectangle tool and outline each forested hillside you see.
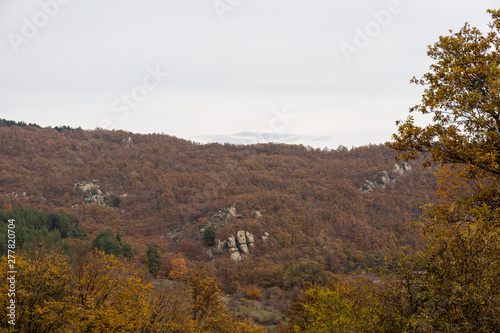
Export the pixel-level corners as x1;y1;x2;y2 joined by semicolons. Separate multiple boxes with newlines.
0;119;440;330
3;8;500;333
0;120;437;272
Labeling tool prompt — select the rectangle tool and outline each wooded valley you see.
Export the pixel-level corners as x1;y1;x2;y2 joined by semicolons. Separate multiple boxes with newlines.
2;8;500;332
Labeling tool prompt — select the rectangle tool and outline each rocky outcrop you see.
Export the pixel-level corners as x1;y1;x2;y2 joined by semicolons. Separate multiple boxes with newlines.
227;235;241;261
252;210;262;218
389;162;412;176
210;204;238;223
122;136;133;148
228;206;237;217
89;194;105;204
220;230;263;261
74;181;107;204
73;181;126;205
215;239;226;253
210;205;266;223
236;230;249;254
7;192;27;198
74;181;97;193
204;206;270;261
246;231;255;248
227;235;236;248
359;162;412;192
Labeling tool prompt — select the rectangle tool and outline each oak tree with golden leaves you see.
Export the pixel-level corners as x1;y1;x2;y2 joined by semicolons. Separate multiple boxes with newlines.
388;9;500;332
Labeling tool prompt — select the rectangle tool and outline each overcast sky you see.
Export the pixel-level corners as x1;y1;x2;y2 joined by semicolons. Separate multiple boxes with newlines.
0;0;496;148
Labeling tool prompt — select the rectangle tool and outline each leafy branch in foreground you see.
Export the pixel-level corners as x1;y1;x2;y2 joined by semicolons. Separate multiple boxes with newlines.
387;8;500;332
389;9;500;180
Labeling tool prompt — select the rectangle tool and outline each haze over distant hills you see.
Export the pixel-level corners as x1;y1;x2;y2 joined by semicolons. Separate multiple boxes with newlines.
195;132;334;147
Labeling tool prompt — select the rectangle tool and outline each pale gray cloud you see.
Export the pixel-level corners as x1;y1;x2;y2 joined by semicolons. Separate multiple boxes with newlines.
196;132;333;147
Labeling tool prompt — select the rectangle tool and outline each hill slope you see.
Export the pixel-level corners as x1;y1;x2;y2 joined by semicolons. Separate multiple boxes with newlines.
0;122;437;290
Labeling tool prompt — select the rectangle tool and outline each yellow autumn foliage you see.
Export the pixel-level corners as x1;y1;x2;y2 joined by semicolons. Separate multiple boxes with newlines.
0;246;266;333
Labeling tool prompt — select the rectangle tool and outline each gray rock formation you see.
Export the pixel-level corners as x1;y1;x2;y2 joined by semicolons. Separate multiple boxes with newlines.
90;194;105;204
246;231;255;248
359;162;412;192
228;205;237;217
216;239;226;254
74;181;108;204
229;248;241;261
262;232;270;243
222;230;263;261
210;204;238;223
389;164;404;177
252;210;262;218
122;136;133;148
236;230;249;254
236;230;247;244
228;235;236;248
227;235;241;261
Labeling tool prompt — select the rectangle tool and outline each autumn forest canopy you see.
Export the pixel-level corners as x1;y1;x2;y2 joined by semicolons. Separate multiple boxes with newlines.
2;8;500;333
